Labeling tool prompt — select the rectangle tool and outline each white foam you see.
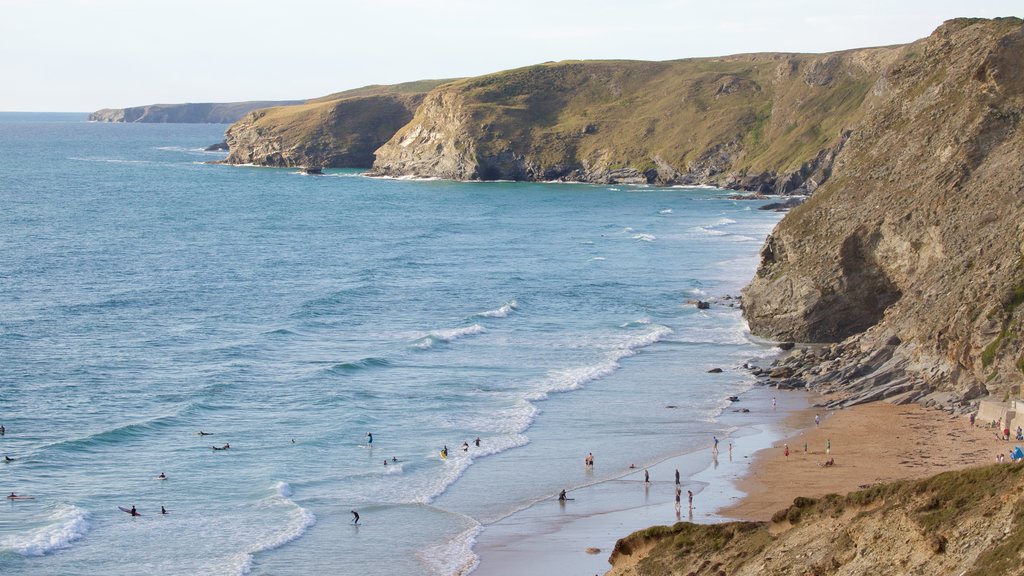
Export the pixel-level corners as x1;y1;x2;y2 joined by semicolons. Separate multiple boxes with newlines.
418;522;482;576
413;324;486;349
476;300;518;318
659;208;673;214
1;503;90;556
590;256;606;261
528;323;672;401
237;482;316;575
632;233;656;242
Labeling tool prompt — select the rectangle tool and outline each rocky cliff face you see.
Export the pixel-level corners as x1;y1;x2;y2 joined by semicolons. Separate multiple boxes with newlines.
370;51;894;191
742;18;1024;407
220;80;452;169
88;101;301;123
223;93;427;168
607;464;1024;576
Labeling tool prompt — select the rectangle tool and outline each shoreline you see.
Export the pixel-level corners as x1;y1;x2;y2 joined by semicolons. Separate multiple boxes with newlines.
718;396;1009;522
468;383;811;576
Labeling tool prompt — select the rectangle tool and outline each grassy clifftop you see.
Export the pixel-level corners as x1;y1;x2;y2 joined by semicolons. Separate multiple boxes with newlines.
608;463;1024;576
222;79;453;168
370;48;895;188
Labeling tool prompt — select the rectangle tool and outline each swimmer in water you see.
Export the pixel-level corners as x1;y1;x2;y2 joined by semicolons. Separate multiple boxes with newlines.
474;437;480;447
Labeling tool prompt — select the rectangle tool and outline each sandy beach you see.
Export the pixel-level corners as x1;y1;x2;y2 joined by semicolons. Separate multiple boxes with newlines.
720;397;1011;521
469;387;1014;576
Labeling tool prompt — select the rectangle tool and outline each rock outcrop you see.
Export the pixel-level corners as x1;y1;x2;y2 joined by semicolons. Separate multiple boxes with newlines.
221;80;452;168
607;464;1024;576
88;101;302;123
743;17;1024;407
369;51;891;191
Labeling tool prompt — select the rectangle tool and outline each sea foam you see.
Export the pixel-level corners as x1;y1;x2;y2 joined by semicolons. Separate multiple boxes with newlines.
1;503;90;557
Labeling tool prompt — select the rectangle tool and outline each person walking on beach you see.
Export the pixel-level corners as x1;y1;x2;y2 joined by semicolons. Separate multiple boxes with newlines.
585;452;594;467
784;444;789;457
969;412;976;428
712;436;719;455
687;490;693;509
675;485;681;504
351;510;360;525
815;414;820;427
675;469;680;485
644;469;649;483
826;439;831;454
772;396;776;410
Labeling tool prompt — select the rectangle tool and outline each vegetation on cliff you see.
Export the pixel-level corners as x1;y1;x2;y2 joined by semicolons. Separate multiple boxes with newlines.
742;17;1024;406
221;80;452;168
370;51;892;190
608;463;1024;576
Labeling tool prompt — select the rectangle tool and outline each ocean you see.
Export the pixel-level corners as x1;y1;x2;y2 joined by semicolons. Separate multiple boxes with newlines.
0;112;783;575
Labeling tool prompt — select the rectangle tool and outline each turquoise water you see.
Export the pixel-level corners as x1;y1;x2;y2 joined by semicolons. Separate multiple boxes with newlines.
0;112;782;575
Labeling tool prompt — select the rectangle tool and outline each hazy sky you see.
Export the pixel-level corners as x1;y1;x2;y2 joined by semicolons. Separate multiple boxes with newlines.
1;0;1020;111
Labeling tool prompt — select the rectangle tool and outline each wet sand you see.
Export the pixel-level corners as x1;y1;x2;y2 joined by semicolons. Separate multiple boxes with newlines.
469;385;809;575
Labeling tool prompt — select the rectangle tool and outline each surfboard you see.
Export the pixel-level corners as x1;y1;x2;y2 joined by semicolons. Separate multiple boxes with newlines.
439;451;447;460
6;496;33;500
118;506;140;516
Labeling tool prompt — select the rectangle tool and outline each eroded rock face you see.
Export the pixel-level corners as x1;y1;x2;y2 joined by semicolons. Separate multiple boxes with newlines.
88;101;301;123
223;94;426;168
371;51;886;192
743;18;1024;405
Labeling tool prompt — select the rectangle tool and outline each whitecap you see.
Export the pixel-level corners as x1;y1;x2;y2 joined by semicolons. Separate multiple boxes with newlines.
1;503;90;557
632;233;656;242
412;324;486;349
475;300;518;318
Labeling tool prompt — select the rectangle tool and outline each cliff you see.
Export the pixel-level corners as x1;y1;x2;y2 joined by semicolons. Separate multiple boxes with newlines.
607;464;1024;576
369;50;897;191
742;17;1024;407
221;80;452;168
88;101;302;123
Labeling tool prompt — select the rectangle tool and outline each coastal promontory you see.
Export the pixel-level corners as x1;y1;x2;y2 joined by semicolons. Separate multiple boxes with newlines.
88;100;302;123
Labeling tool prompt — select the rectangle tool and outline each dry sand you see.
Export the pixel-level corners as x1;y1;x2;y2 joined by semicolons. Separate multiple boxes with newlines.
720;399;1012;521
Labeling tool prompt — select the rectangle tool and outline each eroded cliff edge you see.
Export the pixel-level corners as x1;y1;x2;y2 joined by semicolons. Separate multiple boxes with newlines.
221;80;452;168
742;17;1024;407
368;49;897;192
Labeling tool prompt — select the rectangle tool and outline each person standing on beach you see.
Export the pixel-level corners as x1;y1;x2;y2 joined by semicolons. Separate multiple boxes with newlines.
675;485;681;504
687;490;693;509
772;396;776;410
675;469;680;485
969;412;976;428
815;414;820;427
784;444;789;457
644;469;649;483
712;436;719;454
826;439;831;454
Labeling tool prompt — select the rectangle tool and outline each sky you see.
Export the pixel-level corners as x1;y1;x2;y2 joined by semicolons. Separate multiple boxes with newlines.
1;0;1020;112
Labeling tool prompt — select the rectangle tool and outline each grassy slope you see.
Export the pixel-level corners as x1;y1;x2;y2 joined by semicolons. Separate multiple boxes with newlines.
421;50;888;178
610;464;1024;576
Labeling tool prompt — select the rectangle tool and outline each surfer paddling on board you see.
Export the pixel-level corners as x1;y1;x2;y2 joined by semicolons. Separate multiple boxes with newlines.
198;431;212;436
351;510;360;525
212;443;230;451
7;492;33;500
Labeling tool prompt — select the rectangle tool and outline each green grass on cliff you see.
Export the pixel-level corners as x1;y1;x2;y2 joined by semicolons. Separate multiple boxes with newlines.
423;52;885;178
613;463;1024;576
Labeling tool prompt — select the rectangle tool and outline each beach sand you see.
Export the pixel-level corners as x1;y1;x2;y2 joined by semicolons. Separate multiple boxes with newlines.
720;398;1011;521
469;387;1014;576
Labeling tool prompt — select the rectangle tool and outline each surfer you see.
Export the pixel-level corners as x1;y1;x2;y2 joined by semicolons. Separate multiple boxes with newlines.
0;424;5;435
4;455;13;463
351;510;360;525
461;441;469;452
198;431;212;436
129;505;139;516
644;469;649;483
383;459;388;466
392;456;397;463
212;443;230;450
474;437;480;447
367;432;373;445
161;506;168;515
441;445;448;459
157;472;167;480
558;489;567;502
585;452;594;467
